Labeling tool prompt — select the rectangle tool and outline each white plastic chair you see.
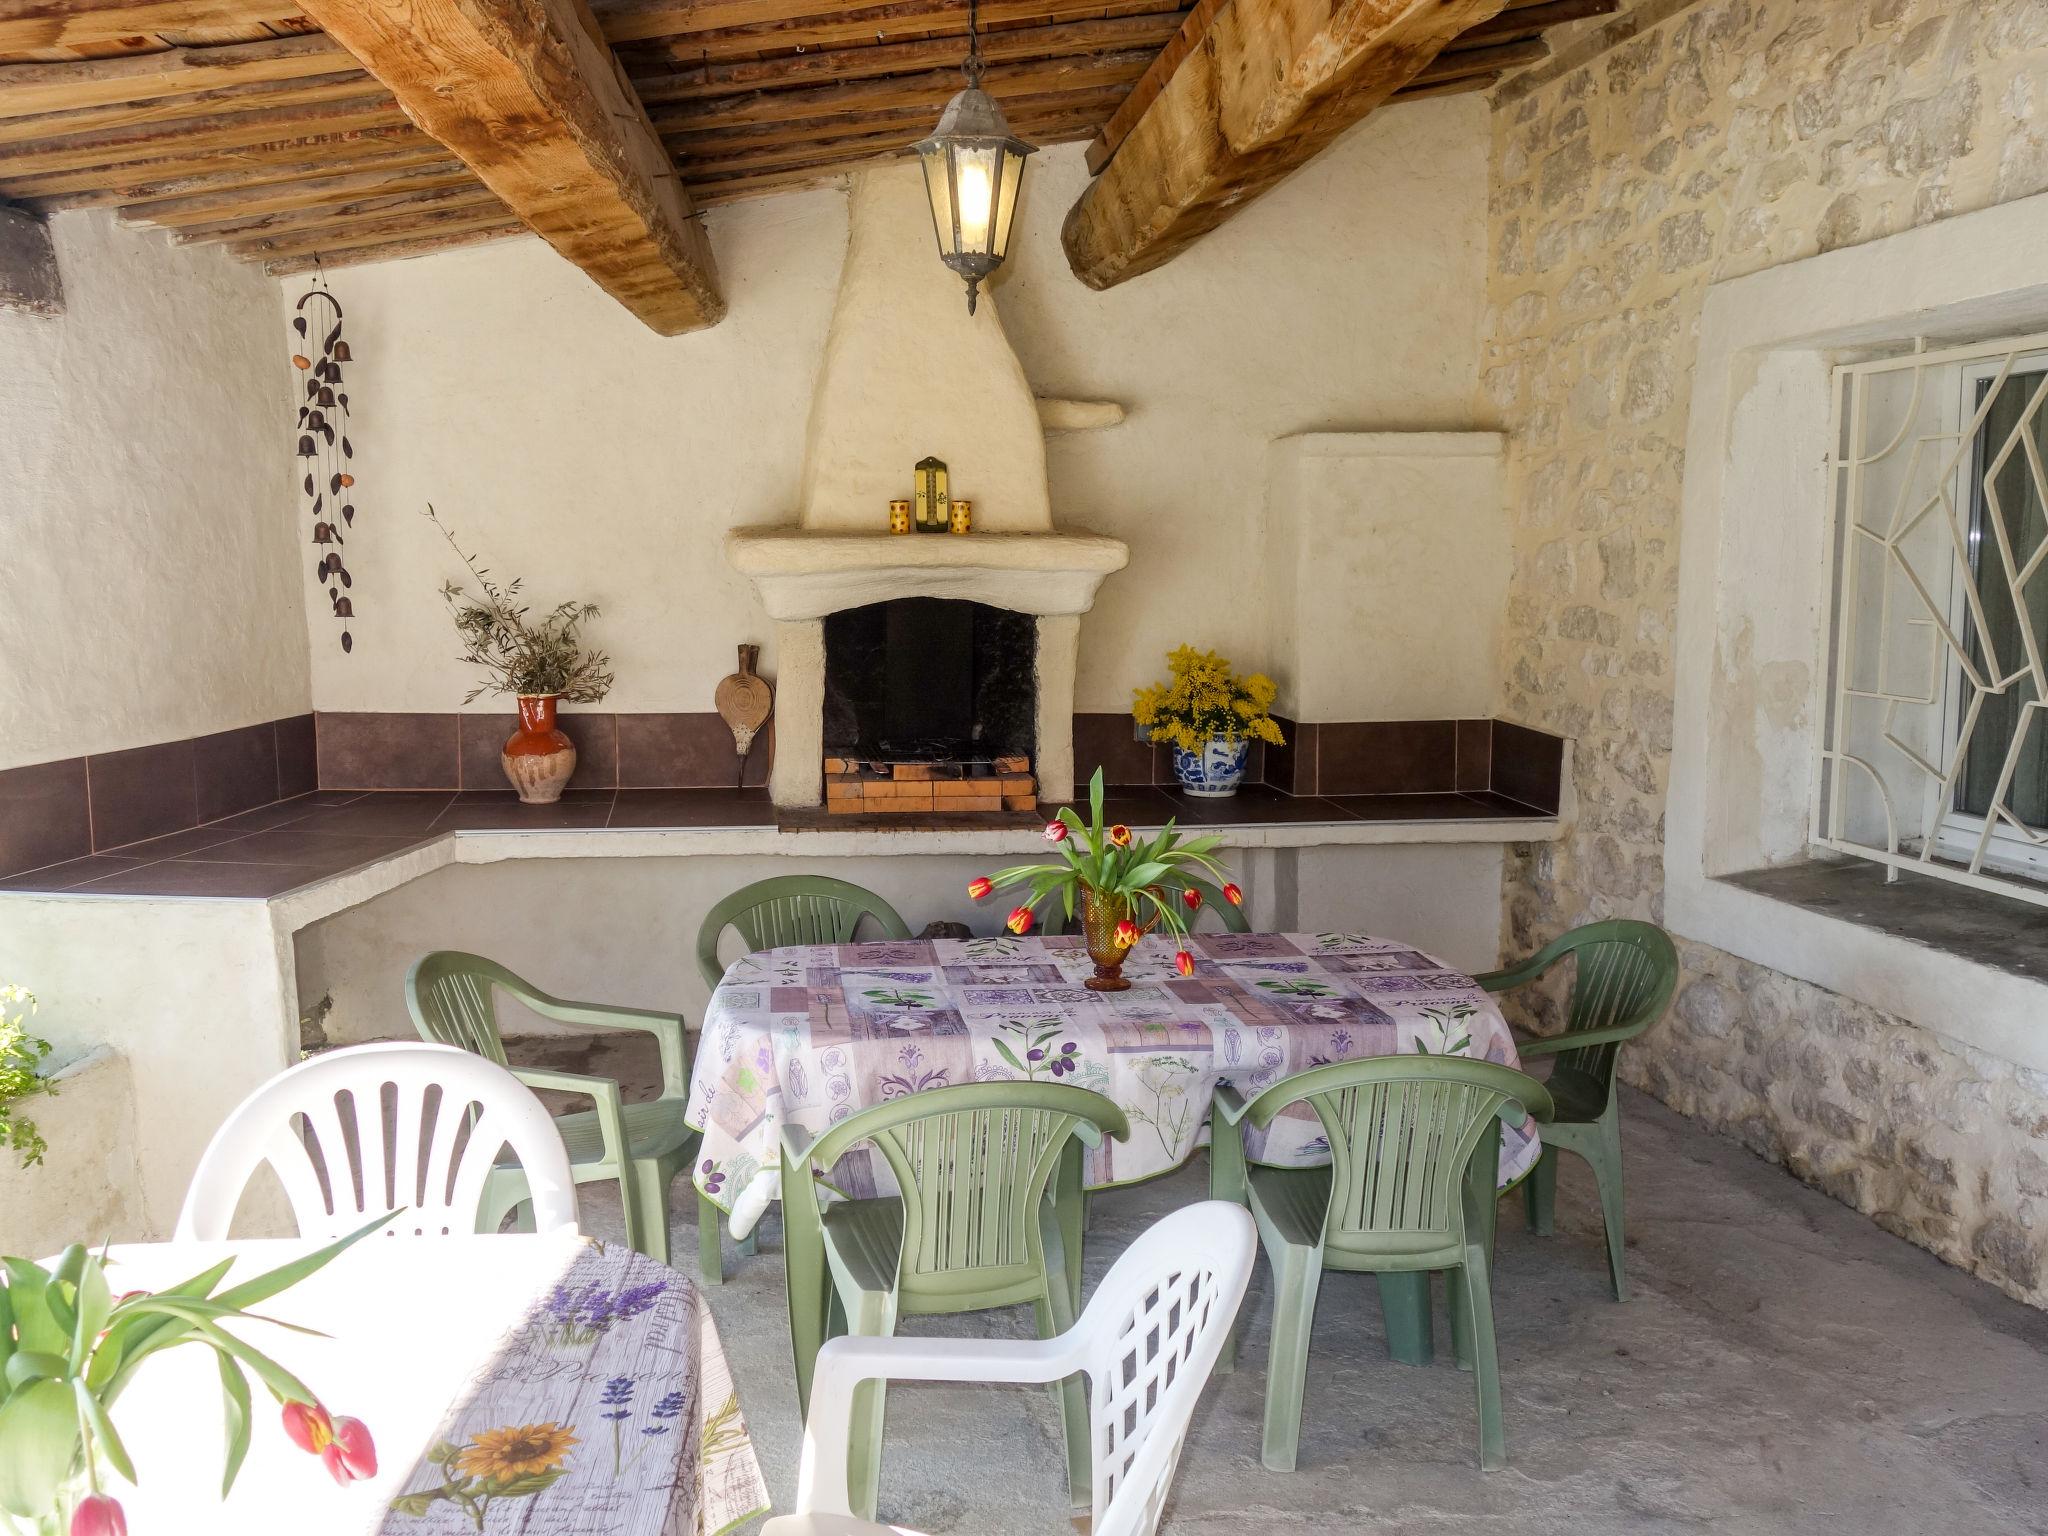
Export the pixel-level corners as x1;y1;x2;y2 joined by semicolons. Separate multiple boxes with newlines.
176;1042;580;1241
763;1201;1256;1536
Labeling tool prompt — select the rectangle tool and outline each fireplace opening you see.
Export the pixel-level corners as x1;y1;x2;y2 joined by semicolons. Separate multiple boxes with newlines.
824;598;1037;761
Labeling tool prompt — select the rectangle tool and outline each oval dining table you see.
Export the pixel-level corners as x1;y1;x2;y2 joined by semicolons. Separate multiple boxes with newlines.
66;1232;769;1536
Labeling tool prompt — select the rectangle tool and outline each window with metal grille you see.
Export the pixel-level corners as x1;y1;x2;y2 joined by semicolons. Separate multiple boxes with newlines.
1818;335;2048;903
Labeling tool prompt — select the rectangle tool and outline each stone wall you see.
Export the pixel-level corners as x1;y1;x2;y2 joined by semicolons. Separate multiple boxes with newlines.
1483;0;2048;1305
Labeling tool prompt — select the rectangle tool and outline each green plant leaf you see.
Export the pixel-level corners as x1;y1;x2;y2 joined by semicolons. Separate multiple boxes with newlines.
215;1353;252;1497
4;1352;69;1391
0;1274;15;1379
1087;767;1104;831
0;1378;78;1517
213;1209;396;1311
2;1262;66;1358
125;1304;317;1406
68;1259;110;1375
73;1378;134;1484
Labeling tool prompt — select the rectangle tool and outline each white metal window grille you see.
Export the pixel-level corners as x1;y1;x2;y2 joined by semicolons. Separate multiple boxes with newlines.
1819;333;2048;905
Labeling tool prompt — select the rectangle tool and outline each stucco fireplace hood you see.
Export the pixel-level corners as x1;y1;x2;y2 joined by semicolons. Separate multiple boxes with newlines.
725;163;1128;810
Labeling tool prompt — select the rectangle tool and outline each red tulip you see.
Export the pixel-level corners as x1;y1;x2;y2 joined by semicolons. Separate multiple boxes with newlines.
1175;949;1196;977
1043;821;1068;843
282;1399;335;1455
1221;883;1244;907
71;1494;126;1536
968;877;994;901
1006;905;1035;935
1107;824;1132;847
1181;886;1202;911
1113;918;1141;949
322;1417;377;1483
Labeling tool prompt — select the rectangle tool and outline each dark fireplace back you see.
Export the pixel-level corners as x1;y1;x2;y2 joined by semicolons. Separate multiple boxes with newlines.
823;598;1037;762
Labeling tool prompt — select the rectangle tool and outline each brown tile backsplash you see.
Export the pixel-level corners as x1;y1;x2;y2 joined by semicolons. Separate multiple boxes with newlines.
87;737;199;850
193;722;279;824
317;712;460;790
1455;718;1493;794
1073;712;1157;787
617;712;771;789
275;713;317;798
1492;718;1565;814
1315;720;1457;797
0;758;92;879
1263;717;1317;796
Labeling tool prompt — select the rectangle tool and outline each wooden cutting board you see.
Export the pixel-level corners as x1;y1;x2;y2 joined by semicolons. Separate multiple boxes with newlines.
715;644;773;772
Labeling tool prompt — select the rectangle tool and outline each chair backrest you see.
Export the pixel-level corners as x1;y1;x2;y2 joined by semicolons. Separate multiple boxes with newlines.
1244;1057;1552;1265
1079;1202;1256;1536
1510;919;1678;1091
405;950;523;1064
696;876;913;990
1039;877;1249;937
176;1042;579;1242
784;1083;1128;1307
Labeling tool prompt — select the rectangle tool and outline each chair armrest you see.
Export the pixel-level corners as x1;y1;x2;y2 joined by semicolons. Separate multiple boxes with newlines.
1209;1085;1250;1207
1472;950;1558;994
1212;1084;1251;1125
794;1334;1082;1518
519;994;692;1099
779;1121;816;1168
510;1066;626;1170
1512;1019;1647;1059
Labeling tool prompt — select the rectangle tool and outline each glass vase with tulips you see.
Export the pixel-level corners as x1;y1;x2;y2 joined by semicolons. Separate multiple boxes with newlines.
968;769;1241;992
0;1214;394;1536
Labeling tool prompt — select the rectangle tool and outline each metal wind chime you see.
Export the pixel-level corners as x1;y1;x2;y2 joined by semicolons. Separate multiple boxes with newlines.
293;277;358;653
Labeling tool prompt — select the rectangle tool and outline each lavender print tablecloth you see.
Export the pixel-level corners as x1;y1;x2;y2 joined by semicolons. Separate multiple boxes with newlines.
383;1242;769;1536
686;931;1541;1237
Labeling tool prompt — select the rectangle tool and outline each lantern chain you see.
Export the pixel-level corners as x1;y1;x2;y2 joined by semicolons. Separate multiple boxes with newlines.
964;0;983;86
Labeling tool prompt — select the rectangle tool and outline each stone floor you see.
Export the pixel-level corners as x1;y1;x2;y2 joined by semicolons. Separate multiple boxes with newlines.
536;1044;2048;1535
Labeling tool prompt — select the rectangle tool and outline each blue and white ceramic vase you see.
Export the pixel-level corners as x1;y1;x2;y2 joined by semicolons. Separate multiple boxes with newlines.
1171;736;1251;797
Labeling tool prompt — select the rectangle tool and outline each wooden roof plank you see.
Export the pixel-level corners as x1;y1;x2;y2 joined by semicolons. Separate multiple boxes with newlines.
0;68;378;143
0;0;307;53
1454;0;1615;42
298;0;723;333
263;220;526;274
0;90;405;176
0;33;352;118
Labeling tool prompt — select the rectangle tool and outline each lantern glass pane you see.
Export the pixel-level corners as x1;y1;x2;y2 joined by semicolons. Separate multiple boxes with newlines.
990;147;1026;260
917;143;956;257
951;143;1001;257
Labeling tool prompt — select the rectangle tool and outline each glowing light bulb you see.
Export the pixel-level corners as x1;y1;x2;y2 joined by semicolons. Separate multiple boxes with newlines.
957;159;993;250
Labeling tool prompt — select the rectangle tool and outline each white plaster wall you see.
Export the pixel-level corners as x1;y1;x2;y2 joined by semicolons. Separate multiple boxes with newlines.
299;98;1489;717
0;1048;143;1256
0;212;305;769
293;842;1506;1047
1263;432;1508;721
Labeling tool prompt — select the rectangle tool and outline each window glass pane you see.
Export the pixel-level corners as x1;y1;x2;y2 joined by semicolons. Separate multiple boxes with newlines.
1959;372;2048;826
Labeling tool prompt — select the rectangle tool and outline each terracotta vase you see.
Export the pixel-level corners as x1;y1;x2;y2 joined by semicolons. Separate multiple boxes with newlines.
502;695;576;804
1081;888;1144;993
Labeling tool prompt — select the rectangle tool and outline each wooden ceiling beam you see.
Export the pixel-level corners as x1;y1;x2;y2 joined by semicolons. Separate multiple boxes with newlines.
653;50;1150;131
0;125;434;199
296;0;723;334
1081;0;1222;173
629;12;1185;104
627;0;1181;65
0;35;354;119
0;0;306;52
0;70;380;145
263;220;526;274
0;92;405;177
1063;0;1510;289
170;178;497;241
1451;0;1614;44
1409;34;1544;83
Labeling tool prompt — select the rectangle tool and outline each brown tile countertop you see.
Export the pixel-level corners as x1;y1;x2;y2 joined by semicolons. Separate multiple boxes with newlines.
0;784;1552;900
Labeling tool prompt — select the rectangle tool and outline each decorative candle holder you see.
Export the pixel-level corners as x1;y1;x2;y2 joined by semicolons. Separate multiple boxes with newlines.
950;498;973;535
888;499;911;535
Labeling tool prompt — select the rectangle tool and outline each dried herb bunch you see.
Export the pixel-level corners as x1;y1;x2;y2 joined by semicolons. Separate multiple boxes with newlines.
426;506;615;705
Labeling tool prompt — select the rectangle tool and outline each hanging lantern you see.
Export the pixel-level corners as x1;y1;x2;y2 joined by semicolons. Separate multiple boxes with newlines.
913;0;1034;314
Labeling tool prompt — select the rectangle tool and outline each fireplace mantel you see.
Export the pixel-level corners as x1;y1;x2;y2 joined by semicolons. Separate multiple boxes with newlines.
725;526;1129;620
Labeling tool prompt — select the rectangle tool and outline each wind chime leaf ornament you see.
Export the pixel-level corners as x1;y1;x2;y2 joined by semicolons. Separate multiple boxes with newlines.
293;281;358;652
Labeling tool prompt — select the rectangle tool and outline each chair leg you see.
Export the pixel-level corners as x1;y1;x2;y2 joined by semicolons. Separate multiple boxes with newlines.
1035;1294;1091;1512
1457;1245;1507;1471
841;1286;898;1523
1259;1248;1325;1473
1524;1147;1558;1236
1377;1272;1433;1366
1589;1114;1629;1302
737;1226;759;1260
698;1194;723;1287
627;1162;672;1267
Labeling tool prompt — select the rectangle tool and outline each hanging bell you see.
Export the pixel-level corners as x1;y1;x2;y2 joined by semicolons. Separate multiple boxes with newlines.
312;522;333;545
332;340;352;362
332;596;354;618
296;434;315;456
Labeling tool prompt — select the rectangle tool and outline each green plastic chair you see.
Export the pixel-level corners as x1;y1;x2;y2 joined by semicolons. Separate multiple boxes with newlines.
1211;1057;1553;1472
405;951;719;1280
1476;919;1677;1301
781;1082;1129;1522
1037;876;1250;936
695;875;913;990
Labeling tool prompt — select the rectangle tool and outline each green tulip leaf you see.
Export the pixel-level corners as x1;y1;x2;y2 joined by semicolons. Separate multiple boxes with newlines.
215;1353;252;1498
3;1352;69;1391
0;1378;79;1518
213;1209;397;1311
73;1378;134;1484
69;1259;110;1374
1;1263;66;1358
